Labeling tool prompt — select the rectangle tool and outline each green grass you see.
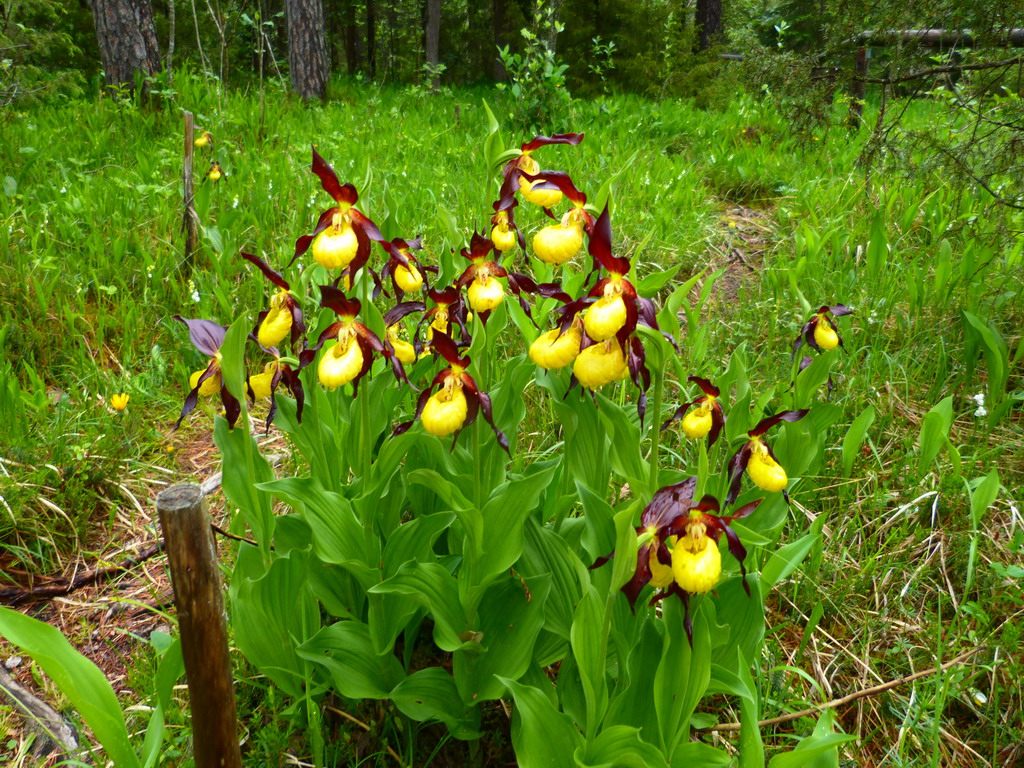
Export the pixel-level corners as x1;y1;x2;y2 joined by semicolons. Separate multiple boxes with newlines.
1;74;1022;765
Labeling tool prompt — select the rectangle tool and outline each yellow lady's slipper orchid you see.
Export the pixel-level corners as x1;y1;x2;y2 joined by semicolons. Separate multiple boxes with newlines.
648;540;676;589
517;154;563;207
318;334;364;389
387;325;417;365
529;322;582;370
394;262;423;293
671;513;723;594
746;440;788;492
813;315;839;350
664;376;725;446
491;210;518;252
467;269;505;313
312;212;359;269
421;378;468;437
533;216;584;265
190;368;222;397
795;304;852;355
573;339;628;389
258;291;293;348
584;286;628;341
194;131;213;148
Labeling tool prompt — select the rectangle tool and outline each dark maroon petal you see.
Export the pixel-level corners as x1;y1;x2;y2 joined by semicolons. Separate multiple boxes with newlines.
241;251;290;290
725;444;754;506
829;304;853;317
749;409;809;437
222;386;241;429
384;301;426;326
311;147;356;205
518;170;586;207
350;336;376;397
174;384;201;430
351;208;384;243
461;231;494;261
431;330;469;368
292;207;336;264
725;498;762;522
470;384;510;454
319;285;362;318
689;376;719;397
661;401;691;431
641;477;698;531
520;133;585;152
175;317;226;357
314;320;346;349
708;403;725;448
621;541;654;609
721;524;750;595
588;205;631;276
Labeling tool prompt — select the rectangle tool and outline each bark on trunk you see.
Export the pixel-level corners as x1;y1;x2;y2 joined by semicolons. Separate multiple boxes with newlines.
425;0;441;90
695;0;723;51
286;0;330;100
366;0;377;78
88;0;162;92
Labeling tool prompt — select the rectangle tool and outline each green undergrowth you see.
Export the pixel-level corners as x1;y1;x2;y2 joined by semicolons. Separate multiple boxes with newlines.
1;74;1022;765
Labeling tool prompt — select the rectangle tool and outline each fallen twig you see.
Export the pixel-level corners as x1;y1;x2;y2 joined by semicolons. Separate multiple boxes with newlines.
697;647;979;732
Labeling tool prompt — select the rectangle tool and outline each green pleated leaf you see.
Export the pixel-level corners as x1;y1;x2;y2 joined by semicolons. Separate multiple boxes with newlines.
390;667;481;740
761;532;818;590
298;621;404;699
370;561;469;652
570;586;609;737
767;710;855;768
502;678;584;768
576;725;668;768
841;405;876;477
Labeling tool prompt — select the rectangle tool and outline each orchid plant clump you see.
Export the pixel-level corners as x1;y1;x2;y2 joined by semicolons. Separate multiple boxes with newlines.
172;115;857;767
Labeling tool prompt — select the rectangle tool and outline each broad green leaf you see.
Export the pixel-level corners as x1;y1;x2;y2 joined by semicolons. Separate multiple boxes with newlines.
709;650;764;768
217;314;250;403
761;532;818;590
575;725;668;768
712;575;764;666
258;477;376;585
141;635;183;768
767;710;854;768
654;599;710;756
476;461;559;589
577;480;617;562
570;586;609;737
670;742;732;767
230;550;319;698
604;615;661;741
917;395;954;476
298;621;404;699
370;561;469;652
962;310;1009;424
454;574;551;703
969;469;1000;528
841;405;875;477
596;394;647;488
0;607;140;768
610;503;642;592
215;416;276;553
519;517;588;642
390;667;480;740
637;265;681;296
502;678;584;768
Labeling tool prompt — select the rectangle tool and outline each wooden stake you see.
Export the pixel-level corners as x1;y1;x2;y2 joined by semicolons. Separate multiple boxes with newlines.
157;484;242;768
182;112;199;272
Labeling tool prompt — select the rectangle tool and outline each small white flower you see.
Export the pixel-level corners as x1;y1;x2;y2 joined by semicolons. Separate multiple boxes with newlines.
60;186;67;194
232;196;240;209
974;405;987;418
191;289;201;303
972;392;985;406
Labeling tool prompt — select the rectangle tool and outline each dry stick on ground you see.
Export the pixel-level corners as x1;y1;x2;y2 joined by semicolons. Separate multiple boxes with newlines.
324;705;405;766
0;542;165;606
697;647;979;733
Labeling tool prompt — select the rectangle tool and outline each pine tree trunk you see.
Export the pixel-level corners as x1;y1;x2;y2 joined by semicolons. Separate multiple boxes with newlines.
492;0;507;80
366;0;377;78
285;0;330;100
88;0;161;92
425;0;441;90
695;0;723;51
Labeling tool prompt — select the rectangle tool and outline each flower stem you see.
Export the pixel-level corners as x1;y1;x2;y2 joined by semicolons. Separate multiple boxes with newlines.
648;357;666;494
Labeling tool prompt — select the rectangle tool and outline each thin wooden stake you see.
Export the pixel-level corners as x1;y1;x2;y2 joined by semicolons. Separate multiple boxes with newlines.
848;46;869;130
157;484;242;768
182;112;199;272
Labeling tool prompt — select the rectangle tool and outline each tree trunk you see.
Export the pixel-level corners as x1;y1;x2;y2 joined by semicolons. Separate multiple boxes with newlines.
366;0;377;78
425;0;441;90
285;0;330;100
88;0;161;92
695;0;723;51
492;0;506;80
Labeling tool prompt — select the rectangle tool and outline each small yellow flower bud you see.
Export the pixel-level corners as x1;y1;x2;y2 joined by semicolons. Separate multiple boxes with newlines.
111;393;130;411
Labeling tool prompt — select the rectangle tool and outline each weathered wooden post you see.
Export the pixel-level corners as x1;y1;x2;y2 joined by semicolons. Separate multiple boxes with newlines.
182;112;200;272
157;483;242;768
